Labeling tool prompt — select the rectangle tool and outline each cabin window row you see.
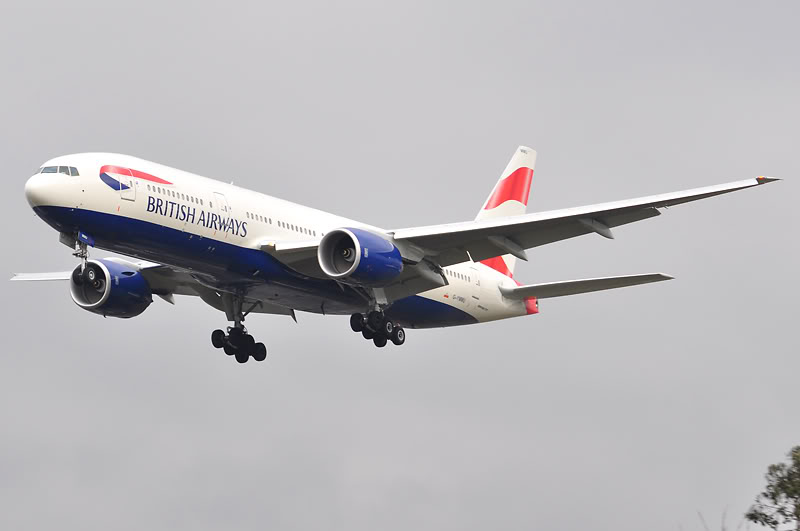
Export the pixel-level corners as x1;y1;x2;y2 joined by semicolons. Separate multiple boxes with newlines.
444;268;470;282
245;212;318;237
146;184;204;206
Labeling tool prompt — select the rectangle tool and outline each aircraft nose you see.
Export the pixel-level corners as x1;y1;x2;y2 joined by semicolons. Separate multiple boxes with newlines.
24;173;49;207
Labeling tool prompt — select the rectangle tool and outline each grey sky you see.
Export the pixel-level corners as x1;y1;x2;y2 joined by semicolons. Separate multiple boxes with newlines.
1;2;798;530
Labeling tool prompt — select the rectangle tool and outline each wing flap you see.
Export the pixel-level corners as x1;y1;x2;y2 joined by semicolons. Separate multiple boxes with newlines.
499;273;673;300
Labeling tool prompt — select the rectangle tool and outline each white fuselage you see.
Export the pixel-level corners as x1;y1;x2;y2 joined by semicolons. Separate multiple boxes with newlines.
24;153;532;328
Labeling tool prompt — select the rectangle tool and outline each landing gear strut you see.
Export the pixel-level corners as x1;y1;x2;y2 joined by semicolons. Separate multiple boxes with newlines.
211;292;267;363
350;310;406;347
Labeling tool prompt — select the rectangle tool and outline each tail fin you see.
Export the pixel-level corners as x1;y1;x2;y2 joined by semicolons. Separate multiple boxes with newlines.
475;146;537;277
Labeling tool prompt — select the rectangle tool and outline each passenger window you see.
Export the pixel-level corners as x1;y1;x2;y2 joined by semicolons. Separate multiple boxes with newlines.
42;166;57;173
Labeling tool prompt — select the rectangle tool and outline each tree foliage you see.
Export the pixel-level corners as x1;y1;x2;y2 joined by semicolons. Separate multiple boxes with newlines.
746;446;800;531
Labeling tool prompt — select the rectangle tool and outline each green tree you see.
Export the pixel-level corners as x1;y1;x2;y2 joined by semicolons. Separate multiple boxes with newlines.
746;446;800;531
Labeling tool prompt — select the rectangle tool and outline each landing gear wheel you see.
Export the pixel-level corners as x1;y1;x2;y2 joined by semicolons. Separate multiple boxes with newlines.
223;343;236;356
381;319;394;336
252;343;267;362
390;326;406;346
373;335;387;348
241;333;255;351
367;311;384;331
362;329;375;340
350;313;365;332
234;350;249;364
211;329;226;349
85;266;98;283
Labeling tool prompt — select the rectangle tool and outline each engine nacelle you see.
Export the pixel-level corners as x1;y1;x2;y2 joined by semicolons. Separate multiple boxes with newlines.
70;259;153;318
318;228;403;286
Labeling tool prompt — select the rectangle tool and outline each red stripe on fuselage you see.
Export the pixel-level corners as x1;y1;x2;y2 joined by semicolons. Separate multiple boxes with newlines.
100;165;173;185
483;167;533;209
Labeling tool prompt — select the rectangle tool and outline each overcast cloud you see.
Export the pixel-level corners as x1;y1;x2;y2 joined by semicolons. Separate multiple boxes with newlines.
1;2;798;530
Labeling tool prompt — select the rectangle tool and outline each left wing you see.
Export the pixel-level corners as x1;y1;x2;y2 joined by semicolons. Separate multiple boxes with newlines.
391;177;779;267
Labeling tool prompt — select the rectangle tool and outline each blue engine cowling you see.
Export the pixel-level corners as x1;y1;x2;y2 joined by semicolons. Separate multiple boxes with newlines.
69;259;153;318
318;228;403;286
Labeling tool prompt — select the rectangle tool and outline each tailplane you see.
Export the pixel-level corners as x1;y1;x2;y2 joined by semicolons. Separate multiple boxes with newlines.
476;146;537;277
499;273;673;300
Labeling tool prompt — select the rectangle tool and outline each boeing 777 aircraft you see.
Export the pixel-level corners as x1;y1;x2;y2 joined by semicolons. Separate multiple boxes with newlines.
13;147;777;363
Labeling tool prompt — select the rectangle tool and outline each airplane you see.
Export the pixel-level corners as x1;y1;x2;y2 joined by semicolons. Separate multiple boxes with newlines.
12;147;777;363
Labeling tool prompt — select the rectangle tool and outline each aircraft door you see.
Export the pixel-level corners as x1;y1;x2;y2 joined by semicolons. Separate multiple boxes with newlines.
118;168;136;202
213;192;231;238
470;265;485;306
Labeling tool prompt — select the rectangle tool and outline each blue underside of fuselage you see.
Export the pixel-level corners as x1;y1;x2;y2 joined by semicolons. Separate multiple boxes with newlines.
33;205;477;327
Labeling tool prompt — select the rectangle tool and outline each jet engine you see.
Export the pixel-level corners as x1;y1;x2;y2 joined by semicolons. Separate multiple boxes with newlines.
318;228;403;286
70;259;153;318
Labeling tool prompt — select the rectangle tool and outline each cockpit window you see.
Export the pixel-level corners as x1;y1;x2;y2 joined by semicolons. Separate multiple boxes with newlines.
69;166;79;176
41;166;57;173
58;166;70;175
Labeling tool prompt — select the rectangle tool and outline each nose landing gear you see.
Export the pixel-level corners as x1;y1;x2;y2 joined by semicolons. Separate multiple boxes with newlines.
350;311;406;347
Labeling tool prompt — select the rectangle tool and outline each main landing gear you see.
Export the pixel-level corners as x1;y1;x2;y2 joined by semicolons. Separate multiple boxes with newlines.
350;311;406;348
211;292;267;363
211;327;267;363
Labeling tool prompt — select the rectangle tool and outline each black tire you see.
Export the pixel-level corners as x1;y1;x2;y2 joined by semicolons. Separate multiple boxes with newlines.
234;350;249;364
227;328;245;348
367;311;383;331
350;313;365;332
86;267;97;282
252;343;267;362
242;334;256;351
362;329;375;340
373;335;387;348
391;326;406;346
223;343;236;356
211;329;226;349
382;319;394;336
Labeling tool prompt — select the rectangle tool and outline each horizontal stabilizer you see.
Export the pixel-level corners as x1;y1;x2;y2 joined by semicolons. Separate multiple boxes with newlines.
10;272;71;281
499;273;673;300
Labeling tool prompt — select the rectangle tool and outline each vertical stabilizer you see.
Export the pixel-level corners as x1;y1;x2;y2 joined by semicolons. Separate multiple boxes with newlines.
475;146;536;277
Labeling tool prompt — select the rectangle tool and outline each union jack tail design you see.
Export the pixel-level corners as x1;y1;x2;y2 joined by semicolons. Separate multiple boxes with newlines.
476;146;536;278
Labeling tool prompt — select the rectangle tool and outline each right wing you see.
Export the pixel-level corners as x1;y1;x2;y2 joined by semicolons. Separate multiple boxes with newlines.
499;273;673;300
11;259;296;318
392;177;779;267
